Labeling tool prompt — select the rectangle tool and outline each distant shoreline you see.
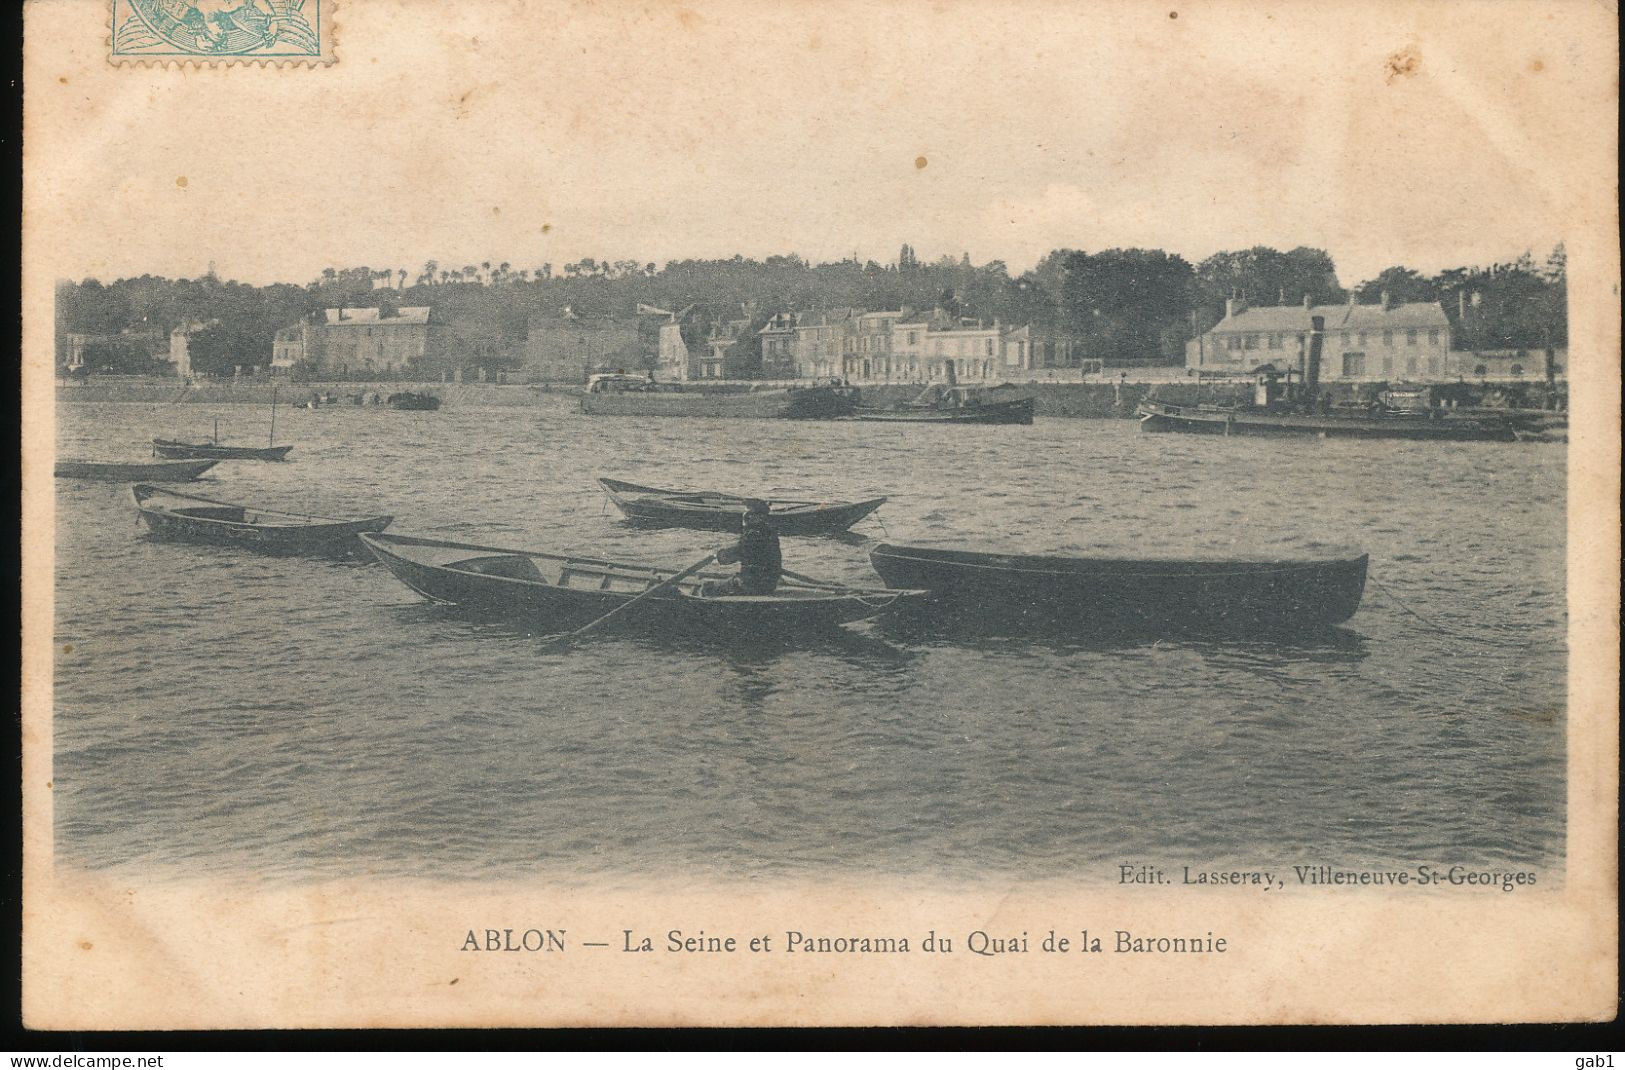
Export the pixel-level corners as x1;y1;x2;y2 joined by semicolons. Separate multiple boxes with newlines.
54;375;1562;420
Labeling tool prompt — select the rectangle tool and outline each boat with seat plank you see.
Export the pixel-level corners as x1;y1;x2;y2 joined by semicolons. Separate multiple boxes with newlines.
132;484;392;555
56;458;220;482
868;542;1369;632
361;532;925;633
598;477;886;535
151;439;294;461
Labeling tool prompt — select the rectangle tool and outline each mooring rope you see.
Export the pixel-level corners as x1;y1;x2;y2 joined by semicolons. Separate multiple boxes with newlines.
1363;572;1542;650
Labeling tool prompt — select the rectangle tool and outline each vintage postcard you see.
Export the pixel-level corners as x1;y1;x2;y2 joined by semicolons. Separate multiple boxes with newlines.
21;0;1619;1029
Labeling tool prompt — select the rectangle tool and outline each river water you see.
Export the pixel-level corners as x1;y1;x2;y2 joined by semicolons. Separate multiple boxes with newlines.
52;396;1567;885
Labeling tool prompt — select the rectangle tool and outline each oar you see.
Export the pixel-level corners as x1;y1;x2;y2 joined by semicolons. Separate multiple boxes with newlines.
778;567;851;591
546;552;718;648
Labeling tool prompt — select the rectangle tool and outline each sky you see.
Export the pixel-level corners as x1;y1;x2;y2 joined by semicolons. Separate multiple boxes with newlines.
26;0;1612;291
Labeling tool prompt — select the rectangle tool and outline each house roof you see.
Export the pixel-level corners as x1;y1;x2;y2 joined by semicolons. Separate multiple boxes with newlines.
324;306;432;326
927;320;1001;337
796;308;861;329
1213;300;1448;333
709;318;753;341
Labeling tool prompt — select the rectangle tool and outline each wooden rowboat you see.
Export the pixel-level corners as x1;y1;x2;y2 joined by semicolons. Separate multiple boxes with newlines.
598;478;886;536
56;458;219;482
152;439;294;461
868;542;1368;633
132;484;392;556
361;532;925;633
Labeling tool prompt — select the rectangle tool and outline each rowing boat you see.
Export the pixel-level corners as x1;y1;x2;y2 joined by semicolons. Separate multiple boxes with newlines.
132;484;392;555
152;439;295;461
56;458;220;482
868;542;1368;632
598;478;886;535
361;532;925;633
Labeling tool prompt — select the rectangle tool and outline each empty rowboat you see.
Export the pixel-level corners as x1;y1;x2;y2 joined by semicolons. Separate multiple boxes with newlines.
131;484;392;555
361;532;925;634
56;458;219;482
598;478;886;536
152;439;294;461
868;542;1368;633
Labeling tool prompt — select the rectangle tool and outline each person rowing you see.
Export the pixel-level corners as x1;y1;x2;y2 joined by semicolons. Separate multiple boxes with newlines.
702;498;781;597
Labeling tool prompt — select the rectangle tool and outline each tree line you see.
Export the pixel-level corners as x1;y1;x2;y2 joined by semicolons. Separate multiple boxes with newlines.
55;243;1567;377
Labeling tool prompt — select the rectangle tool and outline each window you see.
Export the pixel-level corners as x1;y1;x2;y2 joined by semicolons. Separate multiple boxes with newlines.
1357;331;1368;346
1382;354;1393;373
1268;333;1282;349
1227;335;1241;351
1406;355;1418;374
1428;329;1440;345
908;332;919;346
1382;329;1393;347
986;339;994;356
1341;331;1351;344
1243;334;1260;350
1428;355;1440;374
1510;364;1524;377
1342;352;1366;377
1406;329;1418;346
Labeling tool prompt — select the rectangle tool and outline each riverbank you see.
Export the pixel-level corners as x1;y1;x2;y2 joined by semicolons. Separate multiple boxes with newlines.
54;376;1233;417
56;376;1563;420
55;378;570;408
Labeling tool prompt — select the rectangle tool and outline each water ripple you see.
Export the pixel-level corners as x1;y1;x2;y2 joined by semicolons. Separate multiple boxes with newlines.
53;400;1567;882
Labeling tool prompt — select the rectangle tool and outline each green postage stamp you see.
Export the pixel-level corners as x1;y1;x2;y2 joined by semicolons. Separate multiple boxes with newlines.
110;0;333;65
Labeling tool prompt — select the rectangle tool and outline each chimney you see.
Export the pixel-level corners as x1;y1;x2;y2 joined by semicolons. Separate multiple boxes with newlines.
1302;293;1313;310
1380;289;1393;311
1225;297;1247;319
